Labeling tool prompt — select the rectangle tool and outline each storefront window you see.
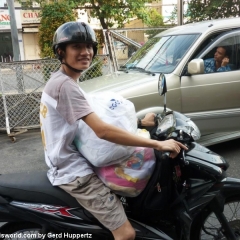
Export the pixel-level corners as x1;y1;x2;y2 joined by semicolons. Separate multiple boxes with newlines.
0;33;13;62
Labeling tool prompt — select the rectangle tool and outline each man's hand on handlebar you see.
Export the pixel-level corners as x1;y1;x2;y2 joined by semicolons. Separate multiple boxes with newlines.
139;113;156;127
156;139;188;159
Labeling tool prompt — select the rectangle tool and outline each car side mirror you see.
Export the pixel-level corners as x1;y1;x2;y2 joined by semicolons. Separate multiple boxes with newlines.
158;73;167;96
188;59;204;75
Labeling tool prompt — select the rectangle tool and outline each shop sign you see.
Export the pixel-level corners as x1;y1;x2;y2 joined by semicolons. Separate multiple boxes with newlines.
0;10;21;29
21;10;40;24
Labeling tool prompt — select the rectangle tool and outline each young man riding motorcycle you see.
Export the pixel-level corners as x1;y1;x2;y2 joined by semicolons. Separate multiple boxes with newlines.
40;21;187;240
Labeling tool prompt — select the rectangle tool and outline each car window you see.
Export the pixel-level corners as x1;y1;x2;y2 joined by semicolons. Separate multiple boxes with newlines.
198;30;240;74
191;31;230;60
181;32;221;76
232;34;240;69
123;37;169;70
123;34;199;74
182;29;240;76
146;35;199;73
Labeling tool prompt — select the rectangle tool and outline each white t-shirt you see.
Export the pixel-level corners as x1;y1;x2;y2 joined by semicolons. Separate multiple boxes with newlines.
40;70;93;186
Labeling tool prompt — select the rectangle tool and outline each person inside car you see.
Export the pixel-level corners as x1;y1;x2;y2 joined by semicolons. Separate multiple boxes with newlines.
204;46;232;73
40;21;188;240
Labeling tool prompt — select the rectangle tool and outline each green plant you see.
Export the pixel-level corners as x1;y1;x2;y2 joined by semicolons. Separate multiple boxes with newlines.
185;0;240;23
38;1;77;58
19;0;160;30
143;8;165;38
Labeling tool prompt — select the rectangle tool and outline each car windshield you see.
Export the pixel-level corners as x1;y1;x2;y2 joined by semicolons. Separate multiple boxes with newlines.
123;34;199;74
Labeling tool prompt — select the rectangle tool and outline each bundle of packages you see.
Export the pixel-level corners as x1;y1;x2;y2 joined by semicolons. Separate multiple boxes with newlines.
74;91;156;197
95;146;156;197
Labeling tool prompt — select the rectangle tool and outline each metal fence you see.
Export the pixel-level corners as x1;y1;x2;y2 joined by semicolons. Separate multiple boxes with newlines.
0;27;169;141
0;55;111;141
79;54;112;81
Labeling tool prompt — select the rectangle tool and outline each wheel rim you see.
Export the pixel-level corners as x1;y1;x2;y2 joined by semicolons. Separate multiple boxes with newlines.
200;200;240;239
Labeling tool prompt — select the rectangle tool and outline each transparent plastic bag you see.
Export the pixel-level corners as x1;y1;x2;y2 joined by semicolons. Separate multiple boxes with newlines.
74;91;137;167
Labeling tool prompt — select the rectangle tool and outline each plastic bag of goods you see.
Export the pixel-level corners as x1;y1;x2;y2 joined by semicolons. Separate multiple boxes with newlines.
74;91;137;167
94;147;156;197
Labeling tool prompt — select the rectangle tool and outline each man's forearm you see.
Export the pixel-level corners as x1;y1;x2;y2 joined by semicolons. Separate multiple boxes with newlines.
100;122;159;149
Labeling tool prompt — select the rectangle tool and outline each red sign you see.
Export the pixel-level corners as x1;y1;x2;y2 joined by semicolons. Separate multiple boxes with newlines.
0;14;10;21
21;10;40;23
23;12;39;19
0;10;21;29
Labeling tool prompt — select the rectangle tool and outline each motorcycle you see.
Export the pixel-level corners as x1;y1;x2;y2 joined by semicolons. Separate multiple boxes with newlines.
0;74;240;240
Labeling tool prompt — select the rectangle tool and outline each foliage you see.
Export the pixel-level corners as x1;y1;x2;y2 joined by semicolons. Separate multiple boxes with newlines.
185;0;240;23
94;29;105;52
166;0;240;26
18;0;165;56
143;8;163;27
18;0;159;29
143;8;165;38
75;0;160;29
38;1;77;58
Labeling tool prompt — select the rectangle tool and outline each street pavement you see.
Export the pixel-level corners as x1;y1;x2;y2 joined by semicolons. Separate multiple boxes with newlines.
0;129;47;174
0;128;239;177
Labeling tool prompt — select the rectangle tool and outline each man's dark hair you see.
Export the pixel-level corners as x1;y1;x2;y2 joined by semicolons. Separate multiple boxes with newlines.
219;46;232;58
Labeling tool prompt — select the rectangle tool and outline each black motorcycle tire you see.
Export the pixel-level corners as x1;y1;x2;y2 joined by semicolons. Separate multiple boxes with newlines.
0;222;43;239
191;195;240;240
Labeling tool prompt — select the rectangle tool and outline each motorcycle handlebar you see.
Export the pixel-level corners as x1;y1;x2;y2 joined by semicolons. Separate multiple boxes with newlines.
161;151;171;159
161;149;186;162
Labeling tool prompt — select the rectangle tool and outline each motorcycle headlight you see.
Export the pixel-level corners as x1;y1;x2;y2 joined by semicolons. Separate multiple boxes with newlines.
186;119;201;141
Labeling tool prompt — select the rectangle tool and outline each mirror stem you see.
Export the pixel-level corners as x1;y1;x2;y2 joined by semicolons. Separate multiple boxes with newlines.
164;94;167;112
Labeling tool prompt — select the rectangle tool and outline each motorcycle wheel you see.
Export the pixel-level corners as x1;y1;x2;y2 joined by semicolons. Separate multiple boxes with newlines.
191;195;240;240
0;222;43;239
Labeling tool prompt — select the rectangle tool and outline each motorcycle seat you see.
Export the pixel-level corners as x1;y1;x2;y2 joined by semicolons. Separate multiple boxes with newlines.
0;171;80;207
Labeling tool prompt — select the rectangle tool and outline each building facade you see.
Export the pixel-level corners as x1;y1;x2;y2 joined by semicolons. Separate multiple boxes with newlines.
0;1;103;61
0;9;24;61
21;9;40;60
0;0;186;62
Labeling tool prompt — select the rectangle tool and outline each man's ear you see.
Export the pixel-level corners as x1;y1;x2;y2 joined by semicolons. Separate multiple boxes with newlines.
57;48;65;58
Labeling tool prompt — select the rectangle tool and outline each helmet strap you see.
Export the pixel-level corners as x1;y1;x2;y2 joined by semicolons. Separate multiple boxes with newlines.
61;62;84;73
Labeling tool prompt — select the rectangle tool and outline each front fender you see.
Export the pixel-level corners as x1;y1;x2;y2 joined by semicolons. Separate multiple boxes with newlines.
220;177;240;199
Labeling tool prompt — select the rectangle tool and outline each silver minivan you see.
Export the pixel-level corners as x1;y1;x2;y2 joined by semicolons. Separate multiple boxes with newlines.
80;18;240;145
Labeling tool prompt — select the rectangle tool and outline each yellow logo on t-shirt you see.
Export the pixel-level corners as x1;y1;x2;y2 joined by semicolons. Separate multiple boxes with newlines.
40;103;48;118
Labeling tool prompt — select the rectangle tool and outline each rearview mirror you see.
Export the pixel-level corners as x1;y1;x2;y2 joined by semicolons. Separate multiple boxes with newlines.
158;73;167;96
